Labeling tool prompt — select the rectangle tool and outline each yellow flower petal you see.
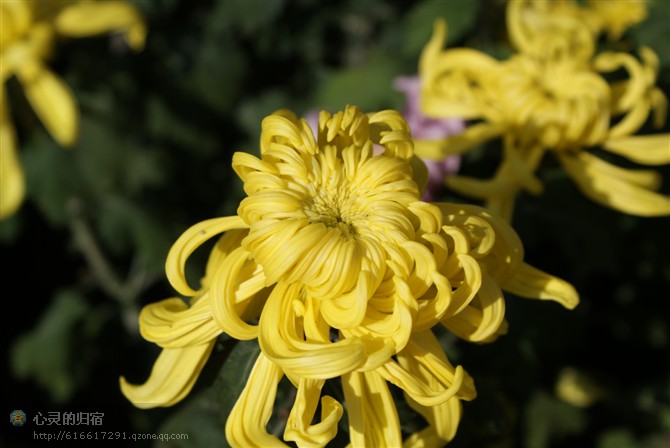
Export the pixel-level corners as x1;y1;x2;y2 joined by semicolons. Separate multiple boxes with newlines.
0;91;25;220
120;342;214;409
15;60;78;146
138;294;222;348
603;134;670;166
560;152;670;216
402;400;461;448
503;262;580;310
259;282;367;379
441;272;506;343
284;378;343;448
414;123;505;159
377;356;468;407
165;216;248;296
209;246;264;340
225;353;285;448
54;1;146;51
400;331;471;444
342;370;402;448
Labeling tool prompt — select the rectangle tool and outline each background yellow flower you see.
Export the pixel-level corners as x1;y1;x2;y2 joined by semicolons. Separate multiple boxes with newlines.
0;0;145;219
419;2;670;221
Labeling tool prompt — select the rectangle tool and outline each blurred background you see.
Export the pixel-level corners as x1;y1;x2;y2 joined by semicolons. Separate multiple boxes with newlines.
2;0;670;447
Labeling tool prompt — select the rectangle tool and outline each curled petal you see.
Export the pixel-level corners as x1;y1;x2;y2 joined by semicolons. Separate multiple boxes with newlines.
413;271;452;331
259;282;367;379
165;216;248;296
319;270;372;329
210;247;264;340
261;111;316;156
344;276;416;354
120;342;214;409
441;272;507;343
139;294;222;348
608;97;652;138
232;151;280;186
284;378;342;448
503;262;579;310
342;370;402;448
594;52;646;112
369;110;414;160
400;331;470;445
402;400;461;448
377;357;468;407
225;353;286;448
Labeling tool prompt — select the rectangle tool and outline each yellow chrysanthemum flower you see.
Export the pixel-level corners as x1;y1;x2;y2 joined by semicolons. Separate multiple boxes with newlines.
506;0;650;55
121;106;578;447
419;3;670;221
0;0;146;220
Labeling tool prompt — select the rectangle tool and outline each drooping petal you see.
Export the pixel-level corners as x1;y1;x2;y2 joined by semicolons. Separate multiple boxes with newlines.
503;262;580;310
224;353;286;448
342;370;402;448
560;152;670;216
15;60;78;147
400;331;471;445
602;134;670;166
403;401;461;448
283;378;343;448
54;1;146;51
120;342;214;409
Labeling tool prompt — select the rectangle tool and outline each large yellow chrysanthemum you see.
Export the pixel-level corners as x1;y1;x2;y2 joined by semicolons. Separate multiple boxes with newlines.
0;0;146;220
419;1;670;221
121;106;578;447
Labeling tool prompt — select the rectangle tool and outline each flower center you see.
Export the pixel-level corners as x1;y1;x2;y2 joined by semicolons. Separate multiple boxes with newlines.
500;54;610;149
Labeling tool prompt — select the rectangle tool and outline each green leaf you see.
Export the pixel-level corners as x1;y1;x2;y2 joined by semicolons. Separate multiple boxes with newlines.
156;340;263;447
215;339;262;423
95;196;172;275
76;117;164;197
205;0;287;37
0;211;22;241
524;391;587;448
630;0;670;68
185;40;247;117
11;290;89;402
401;0;479;58
313;52;404;113
22;133;79;224
597;429;639;448
155;389;229;448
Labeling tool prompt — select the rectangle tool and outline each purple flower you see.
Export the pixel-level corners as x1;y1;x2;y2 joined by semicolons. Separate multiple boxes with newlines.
394;75;464;201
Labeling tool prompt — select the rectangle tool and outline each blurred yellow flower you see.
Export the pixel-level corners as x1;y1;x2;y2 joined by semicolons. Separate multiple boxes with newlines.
0;0;146;220
121;106;578;447
419;2;670;221
555;367;606;408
